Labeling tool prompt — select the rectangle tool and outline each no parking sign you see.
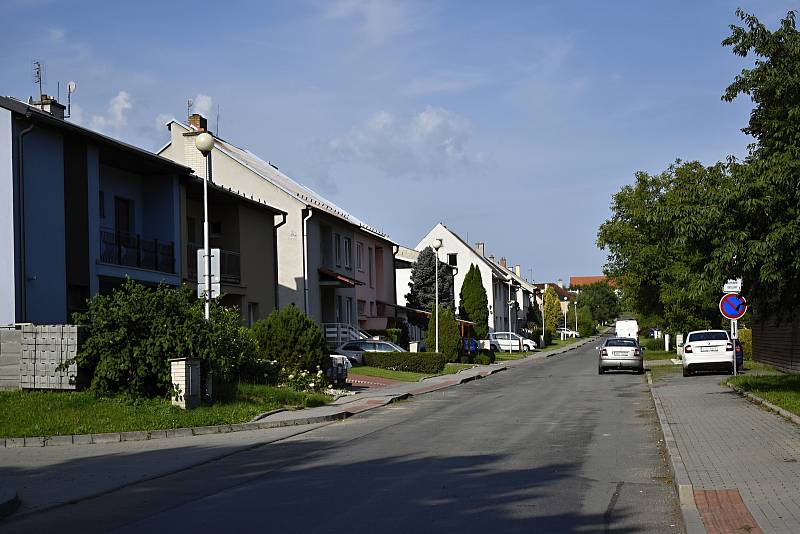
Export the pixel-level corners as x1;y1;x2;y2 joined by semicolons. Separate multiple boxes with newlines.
719;293;747;320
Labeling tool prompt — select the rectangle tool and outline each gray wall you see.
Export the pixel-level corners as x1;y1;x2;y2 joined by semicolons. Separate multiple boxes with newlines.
0;109;15;324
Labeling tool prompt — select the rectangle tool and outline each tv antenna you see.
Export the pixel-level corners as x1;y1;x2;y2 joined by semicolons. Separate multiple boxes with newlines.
187;99;193;120
65;81;76;118
33;61;43;103
216;104;220;135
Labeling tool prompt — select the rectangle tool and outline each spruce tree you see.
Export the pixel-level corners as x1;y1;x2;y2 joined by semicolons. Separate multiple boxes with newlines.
544;286;562;333
459;264;489;339
406;246;454;312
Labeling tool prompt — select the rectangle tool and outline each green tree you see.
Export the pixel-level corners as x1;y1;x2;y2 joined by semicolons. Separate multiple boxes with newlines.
577;306;595;337
543;286;562;333
575;281;620;325
251;305;330;373
406;247;455;314
424;305;460;362
459;264;489;339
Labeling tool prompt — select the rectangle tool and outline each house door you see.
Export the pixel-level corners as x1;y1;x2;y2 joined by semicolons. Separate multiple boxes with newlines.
115;197;134;234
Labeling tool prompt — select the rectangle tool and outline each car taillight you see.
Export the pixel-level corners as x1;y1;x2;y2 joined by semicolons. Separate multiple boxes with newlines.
684;345;692;353
726;343;733;351
634;349;641;356
600;349;607;357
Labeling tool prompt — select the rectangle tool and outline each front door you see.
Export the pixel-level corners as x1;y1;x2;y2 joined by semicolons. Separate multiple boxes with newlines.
115;197;134;234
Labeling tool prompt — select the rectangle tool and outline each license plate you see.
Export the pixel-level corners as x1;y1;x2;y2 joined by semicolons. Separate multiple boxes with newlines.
613;351;628;357
700;347;717;352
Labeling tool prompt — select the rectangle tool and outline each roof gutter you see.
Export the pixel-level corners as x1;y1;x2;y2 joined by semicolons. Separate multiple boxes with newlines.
302;207;313;315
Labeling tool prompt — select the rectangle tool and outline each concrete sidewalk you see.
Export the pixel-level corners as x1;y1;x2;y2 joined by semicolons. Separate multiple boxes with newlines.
0;337;597;521
651;371;800;534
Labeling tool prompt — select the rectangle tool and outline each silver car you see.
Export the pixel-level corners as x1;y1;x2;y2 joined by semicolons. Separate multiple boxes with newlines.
335;340;406;364
598;337;644;374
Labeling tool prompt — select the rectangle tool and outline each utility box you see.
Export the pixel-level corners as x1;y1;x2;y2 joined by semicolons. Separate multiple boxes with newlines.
170;358;201;409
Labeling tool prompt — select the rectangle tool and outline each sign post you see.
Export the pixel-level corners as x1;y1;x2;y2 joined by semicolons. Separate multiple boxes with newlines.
719;292;747;376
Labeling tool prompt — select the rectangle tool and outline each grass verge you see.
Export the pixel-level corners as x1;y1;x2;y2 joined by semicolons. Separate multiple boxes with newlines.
539;336;583;352
442;363;475;374
494;351;534;361
643;349;676;361
349;366;431;382
648;365;682;382
0;384;330;439
727;372;800;417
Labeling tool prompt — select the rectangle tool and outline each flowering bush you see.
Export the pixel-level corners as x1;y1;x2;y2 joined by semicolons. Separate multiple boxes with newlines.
280;366;326;392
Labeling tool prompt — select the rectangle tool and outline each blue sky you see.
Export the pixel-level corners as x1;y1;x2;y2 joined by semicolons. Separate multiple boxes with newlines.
1;0;795;282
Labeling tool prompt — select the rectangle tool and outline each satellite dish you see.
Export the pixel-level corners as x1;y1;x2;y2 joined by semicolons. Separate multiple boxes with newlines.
67;81;76;93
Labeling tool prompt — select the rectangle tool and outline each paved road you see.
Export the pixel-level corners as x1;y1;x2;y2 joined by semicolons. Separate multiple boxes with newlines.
4;342;683;533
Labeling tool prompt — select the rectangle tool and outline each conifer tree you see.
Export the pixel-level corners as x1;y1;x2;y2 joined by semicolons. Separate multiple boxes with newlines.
406;246;454;312
459;264;489;339
543;286;562;333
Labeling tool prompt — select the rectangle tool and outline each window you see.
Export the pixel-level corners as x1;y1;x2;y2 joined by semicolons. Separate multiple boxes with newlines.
447;253;457;266
114;197;134;233
99;191;105;219
247;302;259;326
356;242;364;271
334;233;342;267
368;247;374;288
687;332;729;342
342;342;361;351
370;301;375;316
211;221;222;236
343;237;352;269
358;299;366;316
346;297;353;324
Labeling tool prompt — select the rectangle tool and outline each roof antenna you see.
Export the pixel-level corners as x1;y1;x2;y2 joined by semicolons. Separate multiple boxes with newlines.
33;60;43;107
65;81;76;118
187;98;194;121
216;104;220;136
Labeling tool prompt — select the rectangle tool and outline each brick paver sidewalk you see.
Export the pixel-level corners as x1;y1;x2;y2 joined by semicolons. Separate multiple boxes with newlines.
653;373;800;533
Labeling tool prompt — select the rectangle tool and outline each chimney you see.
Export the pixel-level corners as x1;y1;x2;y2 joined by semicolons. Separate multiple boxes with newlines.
488;254;495;263
33;94;66;120
474;242;485;257
188;113;208;131
499;257;507;268
557;278;564;289
515;265;521;277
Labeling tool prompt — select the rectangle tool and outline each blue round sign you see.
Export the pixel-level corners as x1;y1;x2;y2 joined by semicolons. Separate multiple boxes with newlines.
720;293;747;320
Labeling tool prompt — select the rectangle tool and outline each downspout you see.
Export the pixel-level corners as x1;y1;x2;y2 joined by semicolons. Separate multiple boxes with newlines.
302;208;313;315
273;212;286;311
392;244;399;321
17;117;35;322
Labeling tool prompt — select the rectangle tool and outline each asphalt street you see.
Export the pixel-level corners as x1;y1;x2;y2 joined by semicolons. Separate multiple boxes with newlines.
3;342;683;533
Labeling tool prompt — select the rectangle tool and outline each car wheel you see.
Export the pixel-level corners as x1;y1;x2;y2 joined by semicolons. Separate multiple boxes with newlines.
638;365;645;375
598;366;604;375
682;367;690;377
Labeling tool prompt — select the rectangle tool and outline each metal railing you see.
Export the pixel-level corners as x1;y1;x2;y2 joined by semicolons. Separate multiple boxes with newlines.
100;229;175;274
322;323;367;348
187;243;241;285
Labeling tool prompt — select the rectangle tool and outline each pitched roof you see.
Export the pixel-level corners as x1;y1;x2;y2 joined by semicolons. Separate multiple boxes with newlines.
533;283;576;300
569;275;610;287
169;120;394;244
431;223;507;279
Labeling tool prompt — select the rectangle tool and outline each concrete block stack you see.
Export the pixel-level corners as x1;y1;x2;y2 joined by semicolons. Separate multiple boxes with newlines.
0;327;23;391
19;325;84;390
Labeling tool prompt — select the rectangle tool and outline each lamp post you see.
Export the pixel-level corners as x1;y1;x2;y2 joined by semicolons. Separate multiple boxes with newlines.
432;238;443;353
195;132;215;320
574;300;578;334
561;296;568;340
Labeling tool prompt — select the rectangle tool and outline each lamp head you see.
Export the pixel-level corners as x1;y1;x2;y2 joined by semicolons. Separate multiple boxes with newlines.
432;238;443;250
195;132;215;154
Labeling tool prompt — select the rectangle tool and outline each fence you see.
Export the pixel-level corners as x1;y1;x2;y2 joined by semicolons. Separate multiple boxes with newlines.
753;314;799;373
0;324;85;390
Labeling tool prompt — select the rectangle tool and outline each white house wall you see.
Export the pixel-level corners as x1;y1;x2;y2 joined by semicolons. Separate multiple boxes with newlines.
0;108;14;324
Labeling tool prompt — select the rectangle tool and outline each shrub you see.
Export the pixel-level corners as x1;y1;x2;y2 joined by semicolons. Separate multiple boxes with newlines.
577;306;596;337
363;352;448;373
543;328;553;346
738;327;752;360
387;324;410;349
424;306;461;362
280;367;327;392
251;306;330;373
643;337;664;351
474;349;496;365
68;279;255;398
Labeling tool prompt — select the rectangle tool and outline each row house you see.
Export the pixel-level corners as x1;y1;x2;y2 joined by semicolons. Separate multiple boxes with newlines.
159;115;397;344
0;96;282;325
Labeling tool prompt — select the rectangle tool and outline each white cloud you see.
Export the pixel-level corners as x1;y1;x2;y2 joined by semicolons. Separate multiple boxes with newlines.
328;106;486;180
192;94;213;117
48;28;64;42
155;113;173;131
90;90;132;132
322;0;417;45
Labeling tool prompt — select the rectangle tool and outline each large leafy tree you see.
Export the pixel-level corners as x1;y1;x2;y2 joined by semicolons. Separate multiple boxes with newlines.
459;264;489;339
575;281;620;325
543;286;562;333
713;9;800;319
406;246;454;312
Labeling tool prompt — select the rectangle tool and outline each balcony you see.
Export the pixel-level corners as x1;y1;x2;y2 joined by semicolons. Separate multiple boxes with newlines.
187;243;241;285
100;229;175;274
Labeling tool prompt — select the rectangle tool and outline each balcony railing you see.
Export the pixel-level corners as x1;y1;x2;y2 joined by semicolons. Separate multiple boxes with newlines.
100;229;175;274
187;243;241;285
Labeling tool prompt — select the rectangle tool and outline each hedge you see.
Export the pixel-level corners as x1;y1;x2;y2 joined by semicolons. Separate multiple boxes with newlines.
363;352;448;374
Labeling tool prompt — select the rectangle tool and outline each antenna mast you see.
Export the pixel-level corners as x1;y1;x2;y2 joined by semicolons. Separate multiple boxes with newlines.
216;104;220;135
33;61;43;106
65;81;76;118
187;99;194;121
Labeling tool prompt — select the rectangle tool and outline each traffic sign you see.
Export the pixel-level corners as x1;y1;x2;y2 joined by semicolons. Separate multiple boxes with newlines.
723;278;742;293
719;293;747;320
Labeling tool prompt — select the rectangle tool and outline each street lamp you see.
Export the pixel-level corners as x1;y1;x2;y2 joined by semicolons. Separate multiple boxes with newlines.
432;238;443;353
561;296;568;340
195;132;215;320
574;300;578;334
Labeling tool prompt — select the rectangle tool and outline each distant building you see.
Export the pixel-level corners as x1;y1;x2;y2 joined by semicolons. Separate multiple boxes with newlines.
569;275;612;288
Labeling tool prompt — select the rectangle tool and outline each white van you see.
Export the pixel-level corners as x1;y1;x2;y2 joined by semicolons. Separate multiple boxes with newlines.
615;318;639;340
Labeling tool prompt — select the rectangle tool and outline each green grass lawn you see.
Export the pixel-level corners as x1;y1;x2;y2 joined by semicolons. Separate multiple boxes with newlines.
539;336;584;352
643;348;676;361
442;363;475;374
494;351;535;361
727;371;800;416
0;384;330;439
349;365;431;382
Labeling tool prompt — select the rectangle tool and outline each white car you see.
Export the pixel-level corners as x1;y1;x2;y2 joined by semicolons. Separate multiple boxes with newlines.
488;332;536;351
682;330;735;376
335;340;406;364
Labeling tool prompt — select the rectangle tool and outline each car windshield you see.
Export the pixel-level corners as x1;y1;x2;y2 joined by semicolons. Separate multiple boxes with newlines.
605;339;637;347
688;332;729;342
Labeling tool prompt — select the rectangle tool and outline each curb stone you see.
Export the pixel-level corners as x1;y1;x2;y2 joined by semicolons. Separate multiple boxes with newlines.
727;383;800;426
647;374;706;534
0;487;20;519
